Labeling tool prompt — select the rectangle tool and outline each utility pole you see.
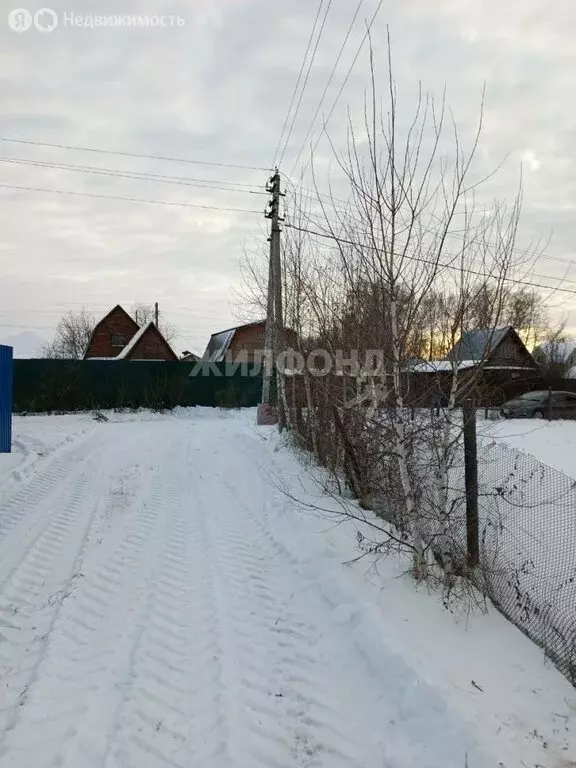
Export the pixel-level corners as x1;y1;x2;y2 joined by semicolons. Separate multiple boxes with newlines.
261;241;275;405
258;169;285;428
154;302;159;327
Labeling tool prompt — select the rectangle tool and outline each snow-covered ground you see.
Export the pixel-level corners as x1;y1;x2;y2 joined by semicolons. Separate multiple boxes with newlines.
0;409;574;768
480;417;576;480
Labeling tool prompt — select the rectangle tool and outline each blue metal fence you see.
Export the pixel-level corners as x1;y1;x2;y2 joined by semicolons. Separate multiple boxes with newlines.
0;346;13;453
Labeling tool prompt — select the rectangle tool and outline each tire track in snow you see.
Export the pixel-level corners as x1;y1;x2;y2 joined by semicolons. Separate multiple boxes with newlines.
0;487;161;765
0;443;109;747
102;454;226;768
0;433;101;546
194;454;376;767
0;427;162;766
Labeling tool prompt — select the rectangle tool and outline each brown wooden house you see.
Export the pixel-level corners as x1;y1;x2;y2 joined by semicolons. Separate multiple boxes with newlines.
408;326;540;406
84;305;178;361
203;320;297;363
445;326;537;370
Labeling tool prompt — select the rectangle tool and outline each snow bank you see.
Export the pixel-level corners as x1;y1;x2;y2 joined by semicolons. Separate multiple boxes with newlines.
255;420;576;767
481;418;576;480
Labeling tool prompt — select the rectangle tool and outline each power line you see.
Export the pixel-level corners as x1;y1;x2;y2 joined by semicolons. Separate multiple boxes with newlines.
299;0;385;179
288;205;576;286
284;221;576;297
0;156;267;194
284;176;576;271
0;156;268;196
277;0;334;169
0;183;264;214
289;0;366;176
0;137;269;172
271;0;326;169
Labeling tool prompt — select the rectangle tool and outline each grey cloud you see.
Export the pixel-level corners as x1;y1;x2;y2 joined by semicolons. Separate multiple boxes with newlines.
1;0;576;350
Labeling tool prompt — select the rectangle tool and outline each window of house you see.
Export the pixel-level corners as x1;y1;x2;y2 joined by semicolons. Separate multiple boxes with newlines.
111;334;125;347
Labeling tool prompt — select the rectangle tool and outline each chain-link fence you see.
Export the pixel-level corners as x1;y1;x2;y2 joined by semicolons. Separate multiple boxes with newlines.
288;386;576;685
444;435;576;685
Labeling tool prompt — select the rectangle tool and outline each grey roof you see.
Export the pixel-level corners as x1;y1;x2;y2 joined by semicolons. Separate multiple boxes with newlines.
445;327;512;363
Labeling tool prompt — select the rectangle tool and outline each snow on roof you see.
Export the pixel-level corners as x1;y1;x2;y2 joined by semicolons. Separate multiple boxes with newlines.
116;322;154;360
87;325;153;360
536;340;576;362
412;360;535;374
411;360;477;373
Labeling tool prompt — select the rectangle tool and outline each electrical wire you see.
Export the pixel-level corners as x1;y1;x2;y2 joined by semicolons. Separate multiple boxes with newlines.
0;137;269;172
0;156;268;196
288;0;366;176
298;0;385;179
283;176;576;271
277;0;334;169
0;183;264;214
283;221;576;297
0;156;267;193
271;0;326;169
286;205;576;287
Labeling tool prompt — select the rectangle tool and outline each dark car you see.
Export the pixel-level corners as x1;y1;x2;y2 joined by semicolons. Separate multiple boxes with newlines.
501;390;576;419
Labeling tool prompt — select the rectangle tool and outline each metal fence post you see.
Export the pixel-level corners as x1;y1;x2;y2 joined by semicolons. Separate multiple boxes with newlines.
0;345;13;453
463;398;479;567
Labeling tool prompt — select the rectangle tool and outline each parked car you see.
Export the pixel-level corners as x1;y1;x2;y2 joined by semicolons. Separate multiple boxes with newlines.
501;390;576;419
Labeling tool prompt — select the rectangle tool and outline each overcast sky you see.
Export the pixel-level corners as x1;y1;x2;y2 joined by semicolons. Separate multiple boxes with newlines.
1;0;576;355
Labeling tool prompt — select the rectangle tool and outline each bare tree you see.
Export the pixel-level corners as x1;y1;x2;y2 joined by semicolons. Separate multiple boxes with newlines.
130;303;176;341
278;35;542;584
533;331;575;377
42;309;96;359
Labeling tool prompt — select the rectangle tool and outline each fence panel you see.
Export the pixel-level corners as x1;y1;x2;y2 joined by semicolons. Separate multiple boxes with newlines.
0;346;13;453
443;436;576;685
12;359;262;413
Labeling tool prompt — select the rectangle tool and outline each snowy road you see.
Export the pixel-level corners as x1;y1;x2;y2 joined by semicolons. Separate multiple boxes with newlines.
0;410;574;768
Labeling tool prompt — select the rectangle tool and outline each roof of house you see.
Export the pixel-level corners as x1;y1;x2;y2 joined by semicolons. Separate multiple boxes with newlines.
203;319;266;362
535;340;576;362
180;351;200;362
83;304;139;359
411;359;477;373
85;306;177;361
445;326;513;363
116;322;153;359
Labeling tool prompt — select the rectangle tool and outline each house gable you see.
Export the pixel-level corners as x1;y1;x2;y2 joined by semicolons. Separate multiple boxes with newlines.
121;322;178;361
445;326;536;369
203;320;298;363
84;305;139;359
488;327;537;368
227;321;267;359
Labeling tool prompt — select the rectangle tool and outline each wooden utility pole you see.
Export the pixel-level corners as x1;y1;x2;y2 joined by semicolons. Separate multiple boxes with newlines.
259;170;285;428
261;241;275;405
154;302;159;327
